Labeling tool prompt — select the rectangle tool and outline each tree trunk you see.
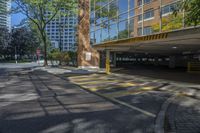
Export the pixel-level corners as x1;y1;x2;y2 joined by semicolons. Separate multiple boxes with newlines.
43;35;48;66
41;31;48;66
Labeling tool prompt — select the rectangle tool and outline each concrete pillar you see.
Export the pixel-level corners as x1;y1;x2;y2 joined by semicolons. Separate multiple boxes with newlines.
169;56;176;68
154;57;159;66
106;50;110;74
113;52;117;67
77;0;99;68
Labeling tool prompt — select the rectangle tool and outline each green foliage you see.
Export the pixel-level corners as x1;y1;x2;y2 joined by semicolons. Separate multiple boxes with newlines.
48;49;61;61
11;27;40;58
60;52;70;65
118;30;129;40
152;14;183;32
0;27;40;61
175;0;200;26
162;14;183;31
48;49;76;65
0;28;11;59
90;0;118;27
0;28;10;49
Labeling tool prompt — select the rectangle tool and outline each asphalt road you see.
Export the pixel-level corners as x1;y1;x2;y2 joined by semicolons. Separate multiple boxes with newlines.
1;64;200;133
0;65;155;133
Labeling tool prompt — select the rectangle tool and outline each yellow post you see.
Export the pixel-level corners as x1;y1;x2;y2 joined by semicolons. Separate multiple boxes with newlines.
106;50;110;74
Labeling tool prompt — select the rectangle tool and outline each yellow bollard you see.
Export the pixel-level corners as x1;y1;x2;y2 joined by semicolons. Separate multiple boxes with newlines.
106;50;110;74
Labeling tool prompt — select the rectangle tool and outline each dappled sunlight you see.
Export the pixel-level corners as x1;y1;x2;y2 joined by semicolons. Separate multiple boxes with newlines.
0;93;38;102
66;101;118;113
68;73;164;95
0;68;157;133
178;96;200;108
4;76;20;86
5;110;45;121
2;67;199;132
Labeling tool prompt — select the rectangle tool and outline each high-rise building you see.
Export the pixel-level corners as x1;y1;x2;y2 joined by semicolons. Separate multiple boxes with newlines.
0;0;11;31
45;11;77;52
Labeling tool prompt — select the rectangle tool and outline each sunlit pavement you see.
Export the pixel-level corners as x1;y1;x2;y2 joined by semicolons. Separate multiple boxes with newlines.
0;66;155;133
0;62;39;69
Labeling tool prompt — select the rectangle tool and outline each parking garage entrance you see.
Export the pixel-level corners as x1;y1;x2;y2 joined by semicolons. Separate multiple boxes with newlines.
95;27;200;75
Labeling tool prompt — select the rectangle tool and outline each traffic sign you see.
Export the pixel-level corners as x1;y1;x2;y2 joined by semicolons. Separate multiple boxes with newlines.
36;49;41;55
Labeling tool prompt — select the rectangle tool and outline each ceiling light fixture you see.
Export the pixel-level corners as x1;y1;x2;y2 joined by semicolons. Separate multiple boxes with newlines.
172;46;177;49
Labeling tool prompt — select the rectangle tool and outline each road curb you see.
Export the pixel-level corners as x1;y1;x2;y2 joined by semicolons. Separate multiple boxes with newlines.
154;95;177;133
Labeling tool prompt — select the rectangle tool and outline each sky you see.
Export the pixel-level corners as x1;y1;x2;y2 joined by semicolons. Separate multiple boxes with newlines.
11;2;26;26
11;13;26;26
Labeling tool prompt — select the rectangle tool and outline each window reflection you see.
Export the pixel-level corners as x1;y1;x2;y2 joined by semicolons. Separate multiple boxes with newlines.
90;0;182;45
95;29;101;44
118;20;128;39
102;27;109;42
118;0;128;14
109;23;118;40
129;18;134;37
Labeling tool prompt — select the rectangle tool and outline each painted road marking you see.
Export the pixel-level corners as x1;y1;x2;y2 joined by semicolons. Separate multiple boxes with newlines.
69;74;158;118
81;86;157;118
104;86;156;98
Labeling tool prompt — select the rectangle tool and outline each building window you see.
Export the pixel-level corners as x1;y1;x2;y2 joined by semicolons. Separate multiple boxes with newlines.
138;0;142;6
130;0;135;9
118;0;128;14
138;9;154;22
138;0;152;6
137;27;142;36
144;26;152;35
118;20;128;39
137;26;153;36
144;9;154;20
162;3;177;16
138;14;142;22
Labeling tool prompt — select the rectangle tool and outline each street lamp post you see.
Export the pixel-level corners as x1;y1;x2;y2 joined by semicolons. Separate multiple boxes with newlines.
15;46;17;64
59;12;64;52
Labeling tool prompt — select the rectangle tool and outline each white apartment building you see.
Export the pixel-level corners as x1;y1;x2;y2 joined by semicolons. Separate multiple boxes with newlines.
0;0;11;31
45;11;77;52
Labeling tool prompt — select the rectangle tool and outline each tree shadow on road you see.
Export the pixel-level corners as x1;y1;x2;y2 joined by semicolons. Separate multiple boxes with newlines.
0;70;155;133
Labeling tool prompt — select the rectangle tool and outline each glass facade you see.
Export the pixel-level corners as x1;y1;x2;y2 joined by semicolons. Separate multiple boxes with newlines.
90;0;190;45
90;0;133;45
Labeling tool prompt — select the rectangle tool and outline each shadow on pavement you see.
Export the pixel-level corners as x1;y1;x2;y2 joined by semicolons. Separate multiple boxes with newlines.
0;69;154;133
